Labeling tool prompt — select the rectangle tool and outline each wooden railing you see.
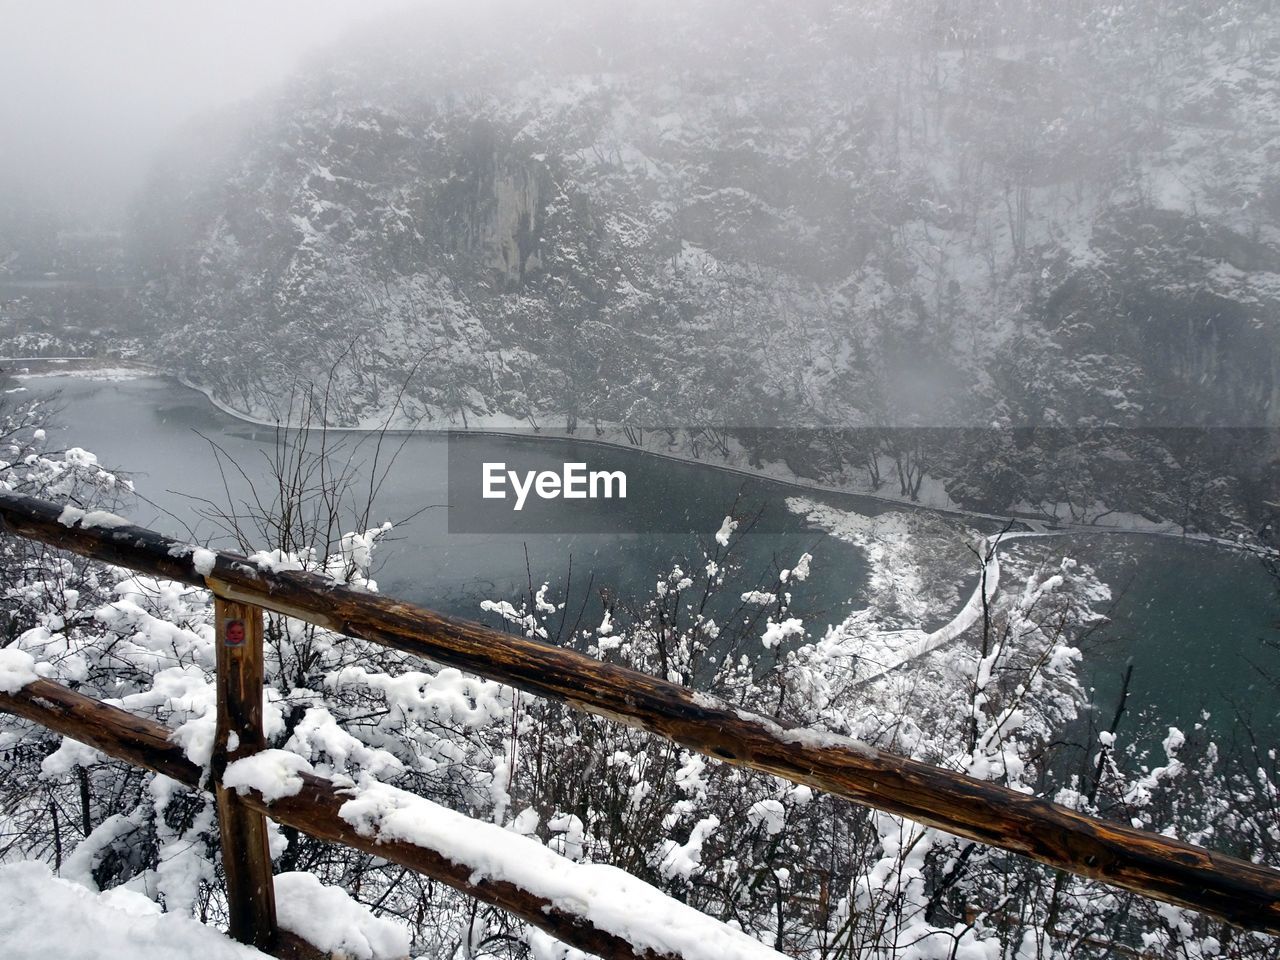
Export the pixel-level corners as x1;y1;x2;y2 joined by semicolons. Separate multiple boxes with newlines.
0;489;1277;957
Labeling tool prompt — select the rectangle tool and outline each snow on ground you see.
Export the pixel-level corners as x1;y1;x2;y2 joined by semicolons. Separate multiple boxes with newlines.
26;367;1246;548
848;533;1008;686
0;861;269;960
0;860;408;960
170;370;1008;523
792;500;935;625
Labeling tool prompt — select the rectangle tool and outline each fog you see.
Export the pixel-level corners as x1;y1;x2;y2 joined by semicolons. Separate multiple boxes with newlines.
0;0;410;223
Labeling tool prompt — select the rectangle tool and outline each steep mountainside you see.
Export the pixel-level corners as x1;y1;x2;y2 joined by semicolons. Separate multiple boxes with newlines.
131;0;1280;528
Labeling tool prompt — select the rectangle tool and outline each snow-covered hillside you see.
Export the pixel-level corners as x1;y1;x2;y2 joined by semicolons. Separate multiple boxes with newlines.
128;0;1280;530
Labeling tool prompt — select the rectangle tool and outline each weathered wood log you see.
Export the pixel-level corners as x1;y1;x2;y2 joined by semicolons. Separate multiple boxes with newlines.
213;597;278;952
0;677;706;960
2;489;1279;933
0;677;201;787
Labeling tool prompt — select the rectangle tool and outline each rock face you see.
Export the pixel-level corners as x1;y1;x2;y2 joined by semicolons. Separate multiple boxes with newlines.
438;123;548;286
129;0;1280;526
1042;210;1280;427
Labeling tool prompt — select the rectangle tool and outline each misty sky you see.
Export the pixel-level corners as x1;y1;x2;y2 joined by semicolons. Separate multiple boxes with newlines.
1;0;410;221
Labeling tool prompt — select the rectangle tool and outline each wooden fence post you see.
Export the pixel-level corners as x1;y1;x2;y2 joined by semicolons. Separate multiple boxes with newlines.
213;596;279;952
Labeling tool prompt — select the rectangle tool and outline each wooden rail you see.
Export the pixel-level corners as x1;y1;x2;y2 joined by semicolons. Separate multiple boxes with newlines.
0;678;674;959
0;489;1278;946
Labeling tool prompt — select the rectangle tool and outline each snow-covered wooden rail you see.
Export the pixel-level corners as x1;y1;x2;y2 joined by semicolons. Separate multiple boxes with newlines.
0;490;1278;954
0;677;778;960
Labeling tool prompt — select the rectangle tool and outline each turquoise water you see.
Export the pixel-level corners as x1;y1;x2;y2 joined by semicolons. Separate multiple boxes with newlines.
1067;535;1279;747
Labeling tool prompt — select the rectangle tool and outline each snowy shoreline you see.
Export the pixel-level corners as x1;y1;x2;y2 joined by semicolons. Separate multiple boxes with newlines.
9;358;1262;556
116;363;1280;551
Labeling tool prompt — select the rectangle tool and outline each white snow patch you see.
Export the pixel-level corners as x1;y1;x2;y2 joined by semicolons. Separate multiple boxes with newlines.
81;510;131;530
274;872;410;960
248;550;304;574
14;367;145;383
656;815;720;880
41;738;102;777
56;506;131;530
222;750;313;802
690;690;726;710
57;505;85;527
0;861;268;959
776;725;878;757
747;799;786;836
192;548;218;577
761;617;804;650
714;515;738;546
338;777;787;960
0;648;39;693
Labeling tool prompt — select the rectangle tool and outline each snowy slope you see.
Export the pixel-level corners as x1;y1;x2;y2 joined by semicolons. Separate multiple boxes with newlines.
128;0;1280;529
0;862;270;960
0;861;411;960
